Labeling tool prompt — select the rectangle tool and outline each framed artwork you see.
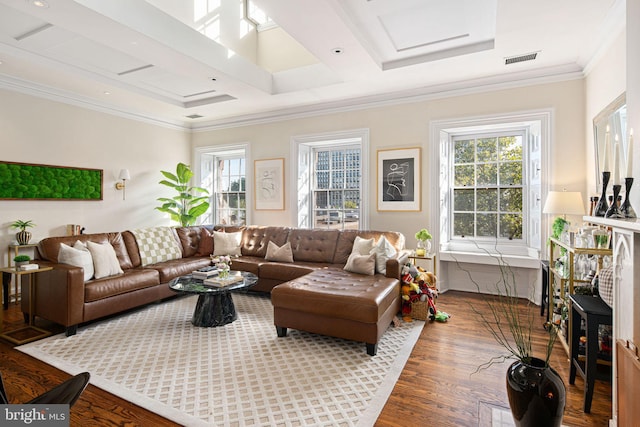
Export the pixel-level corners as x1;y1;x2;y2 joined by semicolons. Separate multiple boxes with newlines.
254;158;284;210
0;161;103;200
377;147;421;211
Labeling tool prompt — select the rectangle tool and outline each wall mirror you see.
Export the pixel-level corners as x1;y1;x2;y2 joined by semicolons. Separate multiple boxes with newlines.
594;92;627;191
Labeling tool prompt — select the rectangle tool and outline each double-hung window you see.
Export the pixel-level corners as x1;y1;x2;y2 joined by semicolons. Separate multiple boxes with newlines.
293;129;369;230
435;112;549;261
198;145;248;226
452;133;524;240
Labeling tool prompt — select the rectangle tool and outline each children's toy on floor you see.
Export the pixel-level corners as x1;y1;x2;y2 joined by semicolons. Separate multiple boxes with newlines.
401;264;450;322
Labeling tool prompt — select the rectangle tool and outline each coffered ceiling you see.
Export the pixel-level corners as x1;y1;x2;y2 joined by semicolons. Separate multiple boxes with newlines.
0;0;624;129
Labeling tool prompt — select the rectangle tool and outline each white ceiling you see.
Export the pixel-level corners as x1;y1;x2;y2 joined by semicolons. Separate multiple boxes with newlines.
0;0;624;130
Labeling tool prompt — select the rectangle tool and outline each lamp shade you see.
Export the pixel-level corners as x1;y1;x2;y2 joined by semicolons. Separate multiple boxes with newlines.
543;191;585;215
118;169;131;181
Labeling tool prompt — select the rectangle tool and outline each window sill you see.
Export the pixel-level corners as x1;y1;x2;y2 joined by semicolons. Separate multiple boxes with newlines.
439;250;541;269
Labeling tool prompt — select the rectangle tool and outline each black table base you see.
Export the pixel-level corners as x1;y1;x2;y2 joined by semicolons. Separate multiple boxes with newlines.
192;292;237;327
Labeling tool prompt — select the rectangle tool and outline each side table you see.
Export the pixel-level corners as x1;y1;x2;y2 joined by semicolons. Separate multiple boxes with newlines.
0;266;52;345
4;244;38;309
408;252;437;277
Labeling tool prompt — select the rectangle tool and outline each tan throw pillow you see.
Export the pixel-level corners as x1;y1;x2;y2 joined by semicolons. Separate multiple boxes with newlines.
58;241;94;281
196;228;214;256
86;241;124;279
344;253;376;275
370;236;397;275
212;231;242;256
351;236;375;255
265;241;294;263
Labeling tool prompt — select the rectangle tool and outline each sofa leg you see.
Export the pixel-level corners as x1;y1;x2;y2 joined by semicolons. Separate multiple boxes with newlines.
276;326;287;337
65;325;78;337
366;343;377;356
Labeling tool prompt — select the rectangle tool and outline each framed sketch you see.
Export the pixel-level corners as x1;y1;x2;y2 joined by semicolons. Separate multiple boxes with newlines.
377;147;421;211
254;158;285;210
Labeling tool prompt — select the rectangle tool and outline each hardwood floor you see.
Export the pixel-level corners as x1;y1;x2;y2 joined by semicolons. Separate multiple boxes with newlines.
1;291;611;426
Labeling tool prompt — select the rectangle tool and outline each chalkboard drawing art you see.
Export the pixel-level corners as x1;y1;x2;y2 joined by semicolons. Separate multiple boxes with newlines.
377;147;421;211
383;158;414;202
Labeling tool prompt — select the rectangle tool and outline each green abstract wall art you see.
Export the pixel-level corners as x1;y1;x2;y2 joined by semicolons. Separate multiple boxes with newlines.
0;161;103;200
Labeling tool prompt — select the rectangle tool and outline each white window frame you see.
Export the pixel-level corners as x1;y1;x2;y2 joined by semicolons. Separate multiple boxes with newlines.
291;129;369;230
431;111;551;267
195;143;251;226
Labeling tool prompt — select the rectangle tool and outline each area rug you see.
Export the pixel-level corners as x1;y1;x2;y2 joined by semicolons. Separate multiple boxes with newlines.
17;293;424;426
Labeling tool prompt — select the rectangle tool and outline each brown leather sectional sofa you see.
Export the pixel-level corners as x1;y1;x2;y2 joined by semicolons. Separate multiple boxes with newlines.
26;225;407;353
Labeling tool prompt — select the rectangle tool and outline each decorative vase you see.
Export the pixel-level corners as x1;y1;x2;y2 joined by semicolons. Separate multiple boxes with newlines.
506;357;565;427
16;230;32;245
219;267;230;279
416;240;431;257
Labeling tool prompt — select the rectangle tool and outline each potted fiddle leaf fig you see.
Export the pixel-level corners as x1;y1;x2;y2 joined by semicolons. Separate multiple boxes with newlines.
10;219;35;245
155;163;210;227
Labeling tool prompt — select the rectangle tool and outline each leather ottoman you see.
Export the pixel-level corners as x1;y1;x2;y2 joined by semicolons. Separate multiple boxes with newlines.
271;268;401;355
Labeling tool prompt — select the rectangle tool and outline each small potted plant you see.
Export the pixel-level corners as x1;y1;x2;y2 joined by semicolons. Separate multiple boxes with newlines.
14;254;31;268
414;228;432;256
10;220;36;245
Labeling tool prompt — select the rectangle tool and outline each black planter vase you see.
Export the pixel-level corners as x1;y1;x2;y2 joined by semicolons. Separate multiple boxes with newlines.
506;357;566;427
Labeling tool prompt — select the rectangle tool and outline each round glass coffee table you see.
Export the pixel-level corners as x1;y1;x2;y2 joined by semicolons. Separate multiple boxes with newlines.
169;271;258;327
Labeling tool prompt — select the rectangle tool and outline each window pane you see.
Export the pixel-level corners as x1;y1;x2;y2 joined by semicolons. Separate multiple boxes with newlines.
314;191;328;209
331;151;344;170
331;170;344;189
500;188;523;212
454;213;474;237
329;190;343;208
455;139;474;163
476;188;497;211
316;151;329;170
476;137;497;162
454;189;474;211
454;165;474;186
500;162;523;185
499;136;522;161
500;214;523;239
316;171;329;189
476;163;497;185
477;213;497;237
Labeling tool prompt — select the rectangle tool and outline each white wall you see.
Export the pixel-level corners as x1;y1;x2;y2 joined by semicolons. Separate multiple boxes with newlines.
0;90;191;265
193;78;586;298
585;30;627;196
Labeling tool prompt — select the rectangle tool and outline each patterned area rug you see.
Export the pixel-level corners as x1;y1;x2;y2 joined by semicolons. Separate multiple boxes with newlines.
18;293;423;426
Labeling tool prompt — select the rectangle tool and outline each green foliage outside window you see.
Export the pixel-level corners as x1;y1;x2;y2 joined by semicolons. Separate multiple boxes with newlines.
452;135;524;240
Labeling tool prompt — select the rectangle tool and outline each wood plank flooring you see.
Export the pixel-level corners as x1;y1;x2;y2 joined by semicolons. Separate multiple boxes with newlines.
1;291;611;426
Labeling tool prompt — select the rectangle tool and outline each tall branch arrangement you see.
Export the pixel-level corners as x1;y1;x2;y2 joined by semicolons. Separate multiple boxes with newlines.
455;245;557;372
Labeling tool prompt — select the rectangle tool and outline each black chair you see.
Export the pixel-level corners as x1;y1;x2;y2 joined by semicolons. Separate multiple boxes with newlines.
568;294;612;413
0;371;90;406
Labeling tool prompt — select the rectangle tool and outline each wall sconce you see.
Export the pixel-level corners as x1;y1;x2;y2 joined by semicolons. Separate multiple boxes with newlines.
115;169;130;200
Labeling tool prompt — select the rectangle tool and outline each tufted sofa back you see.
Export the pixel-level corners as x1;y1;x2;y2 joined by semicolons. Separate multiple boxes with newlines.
38;232;135;270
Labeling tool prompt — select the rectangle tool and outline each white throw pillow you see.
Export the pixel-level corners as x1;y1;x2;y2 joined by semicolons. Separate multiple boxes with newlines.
212;231;242;256
58;241;94;281
343;252;375;275
265;241;294;263
351;236;375;256
86;241;124;279
370;236;397;275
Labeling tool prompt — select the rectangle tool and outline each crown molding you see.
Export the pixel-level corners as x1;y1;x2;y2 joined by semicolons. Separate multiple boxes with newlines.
0;74;190;131
191;64;584;132
1;63;584;134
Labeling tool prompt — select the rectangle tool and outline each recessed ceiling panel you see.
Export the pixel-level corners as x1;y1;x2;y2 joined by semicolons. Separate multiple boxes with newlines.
122;66;218;100
45;36;149;75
